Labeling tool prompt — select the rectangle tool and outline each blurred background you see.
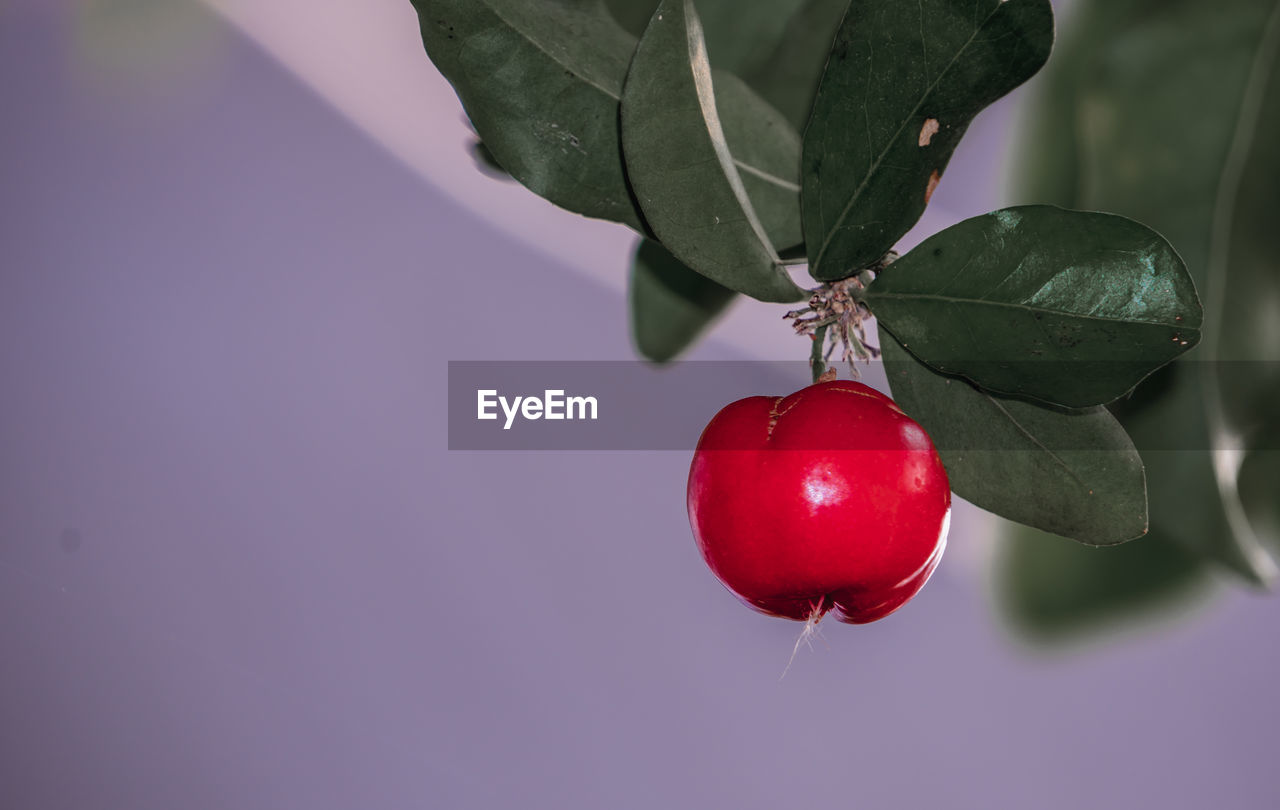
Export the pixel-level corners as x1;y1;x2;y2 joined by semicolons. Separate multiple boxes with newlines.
2;1;1277;807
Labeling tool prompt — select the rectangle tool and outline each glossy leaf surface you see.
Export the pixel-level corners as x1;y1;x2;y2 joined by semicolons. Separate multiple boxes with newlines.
802;0;1053;280
880;327;1148;545
868;206;1202;408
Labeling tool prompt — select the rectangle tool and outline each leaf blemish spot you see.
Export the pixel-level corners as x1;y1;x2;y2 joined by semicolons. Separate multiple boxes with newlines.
918;118;940;147
924;170;941;203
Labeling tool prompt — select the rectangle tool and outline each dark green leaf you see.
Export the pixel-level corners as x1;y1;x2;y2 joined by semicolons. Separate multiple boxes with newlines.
715;72;804;253
880;326;1148;545
996;522;1211;644
867;206;1203;408
412;0;645;229
1239;423;1280;549
746;0;850;130
1118;384;1277;584
1014;0;1280;584
604;0;658;35
630;239;736;362
1205;4;1280;450
470;140;511;180
696;0;809;77
605;0;808;76
802;0;1053;281
620;0;806;302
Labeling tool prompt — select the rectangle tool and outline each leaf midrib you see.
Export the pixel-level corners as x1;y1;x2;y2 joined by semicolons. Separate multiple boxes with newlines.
679;0;783;268
983;396;1087;488
479;1;625;99
811;4;1000;273
868;290;1193;329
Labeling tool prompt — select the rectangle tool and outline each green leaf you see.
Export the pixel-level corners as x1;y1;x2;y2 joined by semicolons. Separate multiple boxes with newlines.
879;326;1148;545
1013;0;1280;584
802;0;1053;281
996;522;1211;644
745;0;850;130
1205;4;1280;453
620;0;806;302
605;0;808;76
695;0;810;77
412;0;645;229
867;206;1203;409
1114;379;1277;584
470;139;511;180
629;239;736;362
715;72;804;253
1239;424;1280;548
604;0;658;35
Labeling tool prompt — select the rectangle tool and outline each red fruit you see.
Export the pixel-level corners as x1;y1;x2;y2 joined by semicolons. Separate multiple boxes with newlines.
687;380;951;624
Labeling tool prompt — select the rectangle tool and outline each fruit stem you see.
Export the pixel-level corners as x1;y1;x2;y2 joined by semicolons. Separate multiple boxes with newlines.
809;325;829;383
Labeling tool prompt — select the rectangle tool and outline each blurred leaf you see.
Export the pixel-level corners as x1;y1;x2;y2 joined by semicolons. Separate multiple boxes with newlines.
1240;447;1280;548
1014;0;1280;584
999;0;1280;637
1121;391;1275;583
630;240;736;362
802;0;1052;281
868;206;1202;408
620;0;806;302
880;327;1148;545
1206;6;1280;449
411;0;645;229
997;522;1211;643
746;0;850;130
604;0;807;76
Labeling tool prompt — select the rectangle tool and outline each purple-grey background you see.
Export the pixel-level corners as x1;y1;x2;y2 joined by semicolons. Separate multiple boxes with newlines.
2;3;1278;808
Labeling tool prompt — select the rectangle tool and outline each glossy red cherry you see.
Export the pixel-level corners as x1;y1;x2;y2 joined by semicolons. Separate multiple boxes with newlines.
687;380;951;624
